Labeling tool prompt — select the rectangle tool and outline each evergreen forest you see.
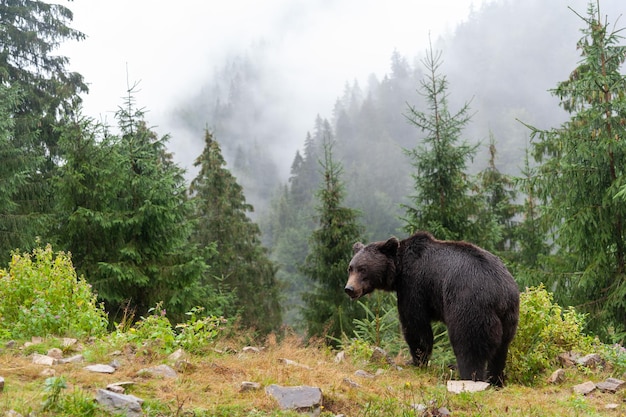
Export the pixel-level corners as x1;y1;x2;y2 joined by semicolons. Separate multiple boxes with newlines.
1;0;626;348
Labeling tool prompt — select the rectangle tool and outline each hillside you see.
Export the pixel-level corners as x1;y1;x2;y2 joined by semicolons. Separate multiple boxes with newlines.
0;334;624;416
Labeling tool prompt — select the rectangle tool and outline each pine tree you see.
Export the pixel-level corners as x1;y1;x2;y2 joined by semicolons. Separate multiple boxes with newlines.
475;136;518;252
289;131;321;209
0;85;44;261
55;91;207;322
190;130;281;334
0;0;87;258
301;138;364;341
402;44;480;241
511;148;550;287
527;2;626;340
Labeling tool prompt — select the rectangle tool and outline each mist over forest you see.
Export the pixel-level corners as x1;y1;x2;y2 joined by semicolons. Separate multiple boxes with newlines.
170;0;622;231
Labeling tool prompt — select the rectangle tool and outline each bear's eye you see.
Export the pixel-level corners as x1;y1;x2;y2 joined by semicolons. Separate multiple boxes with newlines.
348;265;353;273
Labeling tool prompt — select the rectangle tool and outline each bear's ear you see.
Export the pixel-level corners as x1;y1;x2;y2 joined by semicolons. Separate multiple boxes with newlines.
379;237;399;257
352;242;365;254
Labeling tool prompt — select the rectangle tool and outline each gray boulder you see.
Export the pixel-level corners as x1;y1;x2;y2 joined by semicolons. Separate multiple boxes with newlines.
95;389;143;417
266;384;322;415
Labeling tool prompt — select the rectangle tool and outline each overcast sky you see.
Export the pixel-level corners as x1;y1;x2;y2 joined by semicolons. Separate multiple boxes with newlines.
58;0;490;171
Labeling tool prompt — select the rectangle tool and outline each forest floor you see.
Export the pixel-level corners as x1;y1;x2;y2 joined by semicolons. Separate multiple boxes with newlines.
0;334;624;416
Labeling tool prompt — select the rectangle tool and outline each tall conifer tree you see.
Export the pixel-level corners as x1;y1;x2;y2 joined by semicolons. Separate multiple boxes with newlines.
0;85;43;261
402;44;480;241
0;1;87;259
301;139;364;341
475;137;518;252
190;130;281;334
527;2;626;340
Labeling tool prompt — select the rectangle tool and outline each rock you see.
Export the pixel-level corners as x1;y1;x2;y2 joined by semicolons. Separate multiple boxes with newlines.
558;351;580;367
58;354;84;364
596;377;625;393
573;381;596;395
278;358;312;370
95;389;143;417
605;403;620;410
84;364;116;374
138;364;177;379
242;346;263;354
547;369;566;384
334;351;345;363
32;353;57;366
240;381;262;392
342;378;360;388
5;410;23;417
40;368;56;377
577;353;604;368
47;348;63;360
370;347;393;365
106;381;135;394
174;359;195;373
213;347;237;355
354;369;375;378
437;407;452;416
24;337;44;349
106;385;125;394
0;376;4;392
109;359;122;369
168;348;186;362
412;404;427;412
265;384;323;415
5;340;16;349
447;380;490;394
61;337;78;348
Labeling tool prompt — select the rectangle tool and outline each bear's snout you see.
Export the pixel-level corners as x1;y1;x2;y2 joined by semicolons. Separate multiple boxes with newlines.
344;285;357;299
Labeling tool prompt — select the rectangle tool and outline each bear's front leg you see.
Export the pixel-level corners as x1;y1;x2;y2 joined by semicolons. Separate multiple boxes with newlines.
402;322;433;366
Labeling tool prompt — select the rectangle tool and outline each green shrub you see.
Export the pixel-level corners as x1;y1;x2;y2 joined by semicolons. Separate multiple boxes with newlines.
40;376;98;416
111;303;176;353
352;293;404;353
340;337;375;364
0;244;108;340
508;285;596;385
175;306;228;354
111;303;228;355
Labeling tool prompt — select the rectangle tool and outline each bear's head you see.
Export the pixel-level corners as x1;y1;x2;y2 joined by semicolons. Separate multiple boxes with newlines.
344;237;399;299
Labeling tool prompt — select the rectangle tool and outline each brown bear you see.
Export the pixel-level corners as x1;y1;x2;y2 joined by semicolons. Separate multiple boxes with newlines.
344;231;519;386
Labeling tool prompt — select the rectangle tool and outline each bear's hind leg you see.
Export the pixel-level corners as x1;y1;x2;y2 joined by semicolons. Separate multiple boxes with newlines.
486;343;508;386
403;322;433;366
454;349;487;382
448;315;500;382
486;319;516;386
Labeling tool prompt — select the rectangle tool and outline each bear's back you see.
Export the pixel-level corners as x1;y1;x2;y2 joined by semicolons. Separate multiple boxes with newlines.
397;231;519;318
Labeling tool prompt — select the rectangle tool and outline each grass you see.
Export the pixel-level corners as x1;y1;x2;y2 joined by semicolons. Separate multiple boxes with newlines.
0;334;625;416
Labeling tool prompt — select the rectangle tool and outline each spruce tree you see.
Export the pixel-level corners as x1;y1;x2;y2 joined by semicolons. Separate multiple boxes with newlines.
0;85;44;261
0;1;87;259
475;137;518;252
511;148;550;286
55;91;206;322
402;44;480;241
190;130;281;334
527;2;626;340
301;139;364;341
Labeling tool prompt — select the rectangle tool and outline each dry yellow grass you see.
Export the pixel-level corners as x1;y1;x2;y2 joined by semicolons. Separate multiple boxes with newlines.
0;334;625;416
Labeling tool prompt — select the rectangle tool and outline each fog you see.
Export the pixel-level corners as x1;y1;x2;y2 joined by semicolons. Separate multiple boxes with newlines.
59;0;625;209
59;0;490;177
